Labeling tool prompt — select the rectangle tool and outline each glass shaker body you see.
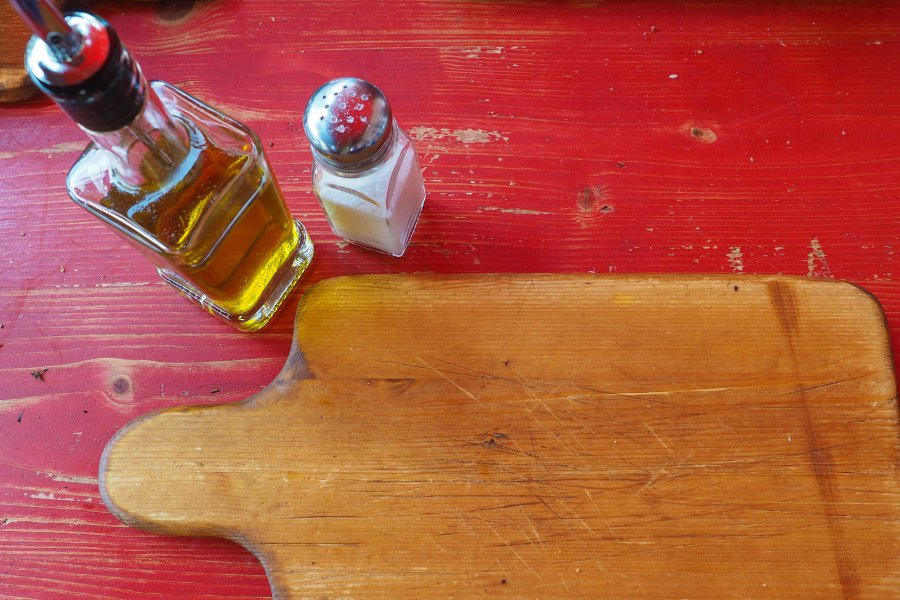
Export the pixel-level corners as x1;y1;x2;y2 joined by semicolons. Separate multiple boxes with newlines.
67;81;314;331
312;121;425;257
304;77;426;257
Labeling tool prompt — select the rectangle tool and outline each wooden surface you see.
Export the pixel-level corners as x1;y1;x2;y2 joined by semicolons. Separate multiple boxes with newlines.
0;1;64;103
1;0;899;598
100;274;899;599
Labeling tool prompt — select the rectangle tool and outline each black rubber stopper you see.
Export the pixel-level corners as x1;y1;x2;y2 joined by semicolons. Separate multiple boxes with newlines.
33;18;145;133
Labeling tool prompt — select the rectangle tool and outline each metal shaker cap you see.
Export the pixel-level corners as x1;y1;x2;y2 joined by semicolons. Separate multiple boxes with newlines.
303;77;392;170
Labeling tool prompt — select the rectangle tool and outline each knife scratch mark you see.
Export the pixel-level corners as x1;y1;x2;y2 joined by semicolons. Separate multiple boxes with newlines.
416;357;477;401
519;505;550;556
483;518;544;580
585;489;621;541
556;496;604;541
635;467;668;497
644;422;672;453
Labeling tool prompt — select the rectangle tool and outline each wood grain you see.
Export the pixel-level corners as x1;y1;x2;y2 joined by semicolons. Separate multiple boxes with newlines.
0;1;65;103
100;275;898;599
1;0;899;597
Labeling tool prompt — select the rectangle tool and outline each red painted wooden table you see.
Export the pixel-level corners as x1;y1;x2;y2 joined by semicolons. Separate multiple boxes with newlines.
1;1;898;597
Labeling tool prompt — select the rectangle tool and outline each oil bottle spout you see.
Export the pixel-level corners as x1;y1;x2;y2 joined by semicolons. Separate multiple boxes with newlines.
8;0;83;61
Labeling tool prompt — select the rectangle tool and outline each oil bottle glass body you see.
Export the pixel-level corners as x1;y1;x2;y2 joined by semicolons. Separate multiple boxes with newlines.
312;123;426;257
66;81;313;331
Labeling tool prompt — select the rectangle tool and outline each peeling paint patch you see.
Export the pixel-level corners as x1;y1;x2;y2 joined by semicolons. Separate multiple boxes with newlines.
727;246;744;273
0;140;86;160
49;141;87;153
577;186;614;214
689;126;718;144
94;281;151;288
45;472;99;485
574;186;614;228
29;492;92;503
479;206;552;216
461;46;503;58
410;127;509;144
807;237;833;277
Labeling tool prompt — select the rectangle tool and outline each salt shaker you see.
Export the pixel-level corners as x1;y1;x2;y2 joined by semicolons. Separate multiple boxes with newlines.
303;78;426;257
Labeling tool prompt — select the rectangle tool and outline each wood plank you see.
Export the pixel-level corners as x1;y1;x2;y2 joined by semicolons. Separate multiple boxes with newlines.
101;275;898;599
0;1;65;103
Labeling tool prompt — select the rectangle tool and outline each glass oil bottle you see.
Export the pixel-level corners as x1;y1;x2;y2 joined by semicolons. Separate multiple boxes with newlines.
13;1;313;331
303;77;426;257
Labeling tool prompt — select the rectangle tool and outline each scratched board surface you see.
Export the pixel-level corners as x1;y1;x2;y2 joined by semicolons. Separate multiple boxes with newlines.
99;274;899;599
0;1;899;598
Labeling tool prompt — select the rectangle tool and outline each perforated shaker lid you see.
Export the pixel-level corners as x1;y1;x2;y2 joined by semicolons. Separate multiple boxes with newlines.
302;77;392;170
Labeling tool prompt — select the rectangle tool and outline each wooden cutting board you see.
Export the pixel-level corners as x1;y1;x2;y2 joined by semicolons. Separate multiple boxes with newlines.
100;275;899;599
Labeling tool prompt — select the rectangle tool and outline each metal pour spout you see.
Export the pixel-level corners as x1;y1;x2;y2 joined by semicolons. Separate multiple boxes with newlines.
14;1;146;132
8;0;83;61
